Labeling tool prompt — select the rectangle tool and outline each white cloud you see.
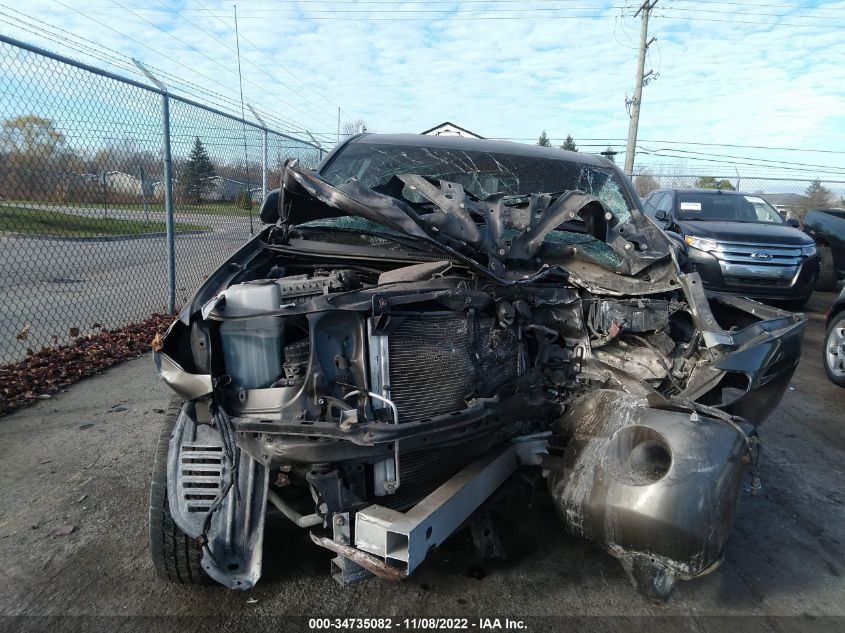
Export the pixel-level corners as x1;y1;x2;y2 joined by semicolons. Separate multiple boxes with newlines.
1;0;843;177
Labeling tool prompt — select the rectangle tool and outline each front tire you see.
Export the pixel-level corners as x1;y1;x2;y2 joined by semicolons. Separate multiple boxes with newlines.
148;397;213;584
824;313;845;388
816;246;838;291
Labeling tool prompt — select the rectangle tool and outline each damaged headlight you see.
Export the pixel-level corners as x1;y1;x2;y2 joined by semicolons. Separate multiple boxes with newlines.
801;244;817;257
684;235;721;253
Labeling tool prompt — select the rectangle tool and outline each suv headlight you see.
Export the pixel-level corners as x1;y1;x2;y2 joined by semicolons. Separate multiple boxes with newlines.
684;235;721;252
801;244;817;257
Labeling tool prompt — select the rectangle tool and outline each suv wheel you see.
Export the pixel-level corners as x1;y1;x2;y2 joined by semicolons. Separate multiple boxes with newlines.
824;313;845;387
148;396;213;584
816;246;838;291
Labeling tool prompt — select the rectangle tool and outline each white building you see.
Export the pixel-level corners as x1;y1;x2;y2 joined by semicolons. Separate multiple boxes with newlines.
420;122;483;139
204;176;248;202
104;171;143;196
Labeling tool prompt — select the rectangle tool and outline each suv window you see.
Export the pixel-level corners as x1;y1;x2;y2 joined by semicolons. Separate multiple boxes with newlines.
676;192;784;224
643;192;663;217
656;193;673;215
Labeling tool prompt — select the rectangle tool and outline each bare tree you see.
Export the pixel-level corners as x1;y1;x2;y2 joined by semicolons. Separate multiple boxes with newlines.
633;171;659;197
1;115;65;199
341;119;372;139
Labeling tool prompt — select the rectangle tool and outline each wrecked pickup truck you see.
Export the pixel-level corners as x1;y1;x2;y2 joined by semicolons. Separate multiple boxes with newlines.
149;134;805;599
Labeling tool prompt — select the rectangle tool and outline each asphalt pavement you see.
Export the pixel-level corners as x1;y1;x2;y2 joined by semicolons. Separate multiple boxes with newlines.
0;205;254;363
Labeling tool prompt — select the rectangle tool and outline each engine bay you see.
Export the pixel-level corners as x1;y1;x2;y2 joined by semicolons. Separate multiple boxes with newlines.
152;161;807;598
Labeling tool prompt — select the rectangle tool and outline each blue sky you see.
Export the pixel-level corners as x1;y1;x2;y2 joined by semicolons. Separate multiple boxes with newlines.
1;0;844;180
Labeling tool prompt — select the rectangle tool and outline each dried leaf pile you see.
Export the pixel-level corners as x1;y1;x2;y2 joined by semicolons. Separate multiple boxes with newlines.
1;313;174;415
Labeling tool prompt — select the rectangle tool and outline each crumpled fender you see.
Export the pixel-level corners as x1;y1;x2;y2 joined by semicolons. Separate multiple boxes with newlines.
548;390;751;599
166;401;269;589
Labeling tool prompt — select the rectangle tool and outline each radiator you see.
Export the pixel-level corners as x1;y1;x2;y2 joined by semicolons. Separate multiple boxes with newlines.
371;314;519;425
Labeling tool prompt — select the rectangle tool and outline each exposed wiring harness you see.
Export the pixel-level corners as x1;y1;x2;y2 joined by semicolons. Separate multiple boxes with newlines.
196;382;241;547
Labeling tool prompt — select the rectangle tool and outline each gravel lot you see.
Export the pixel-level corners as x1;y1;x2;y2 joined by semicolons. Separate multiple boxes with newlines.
1;290;843;631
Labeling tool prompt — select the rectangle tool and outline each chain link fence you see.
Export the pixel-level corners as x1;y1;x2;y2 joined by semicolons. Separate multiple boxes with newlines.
630;172;845;222
0;35;325;364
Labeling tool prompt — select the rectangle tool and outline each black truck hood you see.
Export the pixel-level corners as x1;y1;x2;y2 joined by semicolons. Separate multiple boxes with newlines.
260;161;680;294
675;219;814;245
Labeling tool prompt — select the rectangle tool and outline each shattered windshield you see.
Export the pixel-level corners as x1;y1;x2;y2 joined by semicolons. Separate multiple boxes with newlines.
321;142;633;221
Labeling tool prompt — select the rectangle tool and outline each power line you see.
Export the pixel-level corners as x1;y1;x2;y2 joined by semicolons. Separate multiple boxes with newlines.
43;0;316;132
0;14;305;132
107;0;335;129
0;9;326;137
480;137;845;155
638;147;845;172
636;149;845;176
188;0;343;120
159;15;845;27
98;4;845;25
671;0;843;15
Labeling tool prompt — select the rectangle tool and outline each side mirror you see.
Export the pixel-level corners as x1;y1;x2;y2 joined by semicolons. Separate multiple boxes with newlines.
786;218;800;228
654;209;668;221
259;189;281;224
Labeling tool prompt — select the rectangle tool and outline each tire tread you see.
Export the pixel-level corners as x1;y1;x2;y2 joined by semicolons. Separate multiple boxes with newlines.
148;396;212;585
823;314;845;388
816;246;838;292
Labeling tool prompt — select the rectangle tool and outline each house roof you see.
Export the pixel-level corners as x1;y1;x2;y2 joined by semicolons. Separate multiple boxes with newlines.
419;121;484;139
762;193;808;206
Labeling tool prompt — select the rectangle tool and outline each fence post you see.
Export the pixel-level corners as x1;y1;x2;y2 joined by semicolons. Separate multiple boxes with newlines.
101;171;108;220
161;91;176;314
262;128;268;201
138;165;150;226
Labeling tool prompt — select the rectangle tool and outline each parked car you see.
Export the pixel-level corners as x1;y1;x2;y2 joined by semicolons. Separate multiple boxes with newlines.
642;188;820;309
150;134;806;600
803;208;845;291
823;286;845;387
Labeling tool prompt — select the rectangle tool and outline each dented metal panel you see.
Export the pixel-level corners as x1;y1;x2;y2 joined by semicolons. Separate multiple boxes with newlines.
150;134;806;599
548;390;751;599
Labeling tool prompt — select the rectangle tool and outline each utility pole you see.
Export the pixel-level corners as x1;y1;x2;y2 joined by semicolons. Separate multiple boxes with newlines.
624;0;658;176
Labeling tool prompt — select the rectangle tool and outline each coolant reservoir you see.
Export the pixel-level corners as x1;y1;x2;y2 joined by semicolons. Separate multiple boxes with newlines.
218;281;283;389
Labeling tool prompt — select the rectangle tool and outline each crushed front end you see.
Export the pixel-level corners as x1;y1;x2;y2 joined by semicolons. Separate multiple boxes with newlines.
151;146;805;598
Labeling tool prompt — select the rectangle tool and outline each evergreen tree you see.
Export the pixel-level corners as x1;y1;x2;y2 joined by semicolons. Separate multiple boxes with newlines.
536;130;551;147
182;137;216;203
805;179;832;208
560;134;578;151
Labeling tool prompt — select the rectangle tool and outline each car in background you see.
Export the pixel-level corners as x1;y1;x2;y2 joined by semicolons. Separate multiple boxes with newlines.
642;188;820;309
803;208;845;291
824;286;845;387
